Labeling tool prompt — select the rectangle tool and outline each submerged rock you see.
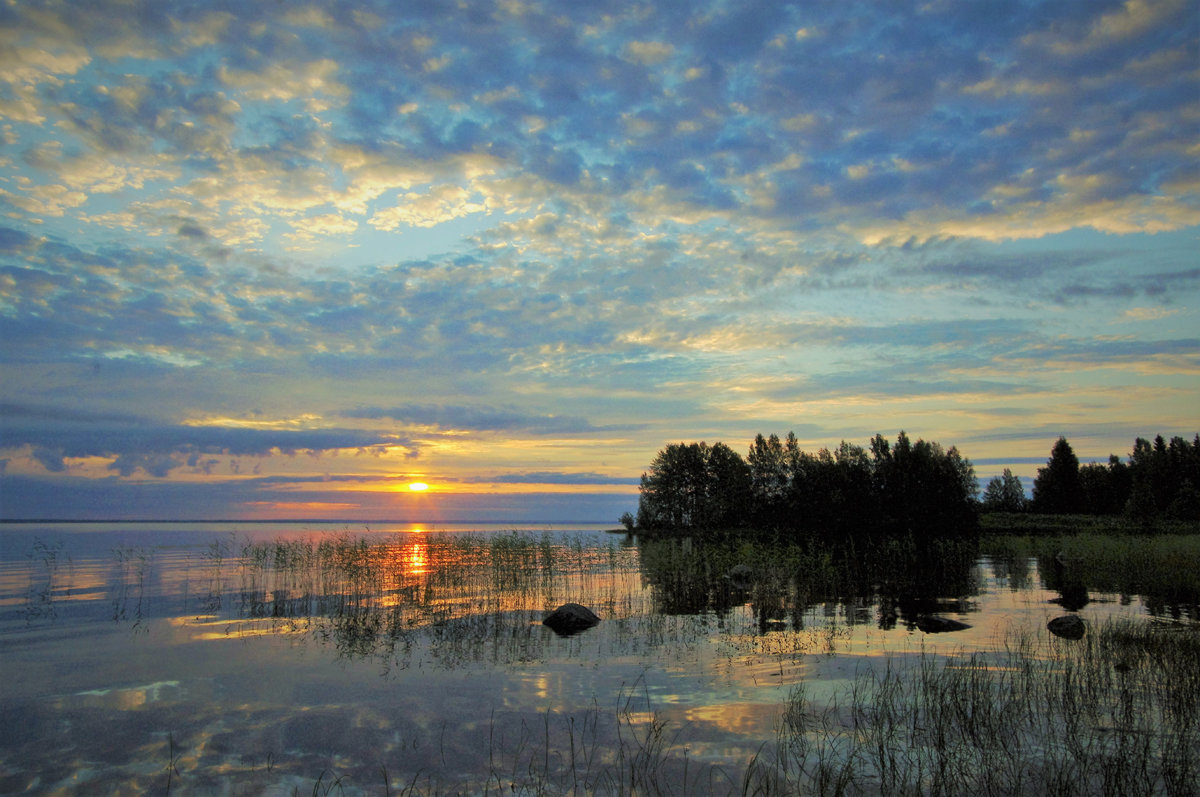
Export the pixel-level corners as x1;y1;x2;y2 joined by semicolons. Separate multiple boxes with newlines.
543;603;601;636
915;615;971;634
1047;614;1086;640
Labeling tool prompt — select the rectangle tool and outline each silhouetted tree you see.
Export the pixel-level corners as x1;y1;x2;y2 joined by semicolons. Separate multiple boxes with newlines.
638;431;977;535
637;442;707;529
830;439;875;525
1126;433;1200;520
1075;455;1129;515
982;468;1026;513
637;441;751;530
1167;481;1200;520
888;433;977;533
1032;437;1084;514
747;433;788;527
1105;455;1132;513
705;441;753;528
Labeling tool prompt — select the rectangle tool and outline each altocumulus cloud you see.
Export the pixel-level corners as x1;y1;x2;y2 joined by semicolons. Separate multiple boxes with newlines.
0;404;416;477
0;0;1197;520
340;404;643;435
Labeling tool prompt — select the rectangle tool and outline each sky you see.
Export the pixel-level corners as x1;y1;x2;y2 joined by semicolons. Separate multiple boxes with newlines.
1;0;1198;523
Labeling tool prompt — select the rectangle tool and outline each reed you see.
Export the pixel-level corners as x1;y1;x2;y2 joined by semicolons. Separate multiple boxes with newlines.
982;531;1200;620
189;531;641;670
22;537;70;624
18;529;1197;795
771;616;1200;796
140;615;1188;796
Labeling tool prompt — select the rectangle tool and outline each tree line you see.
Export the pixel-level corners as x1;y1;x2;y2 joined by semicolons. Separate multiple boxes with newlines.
985;434;1200;520
629;431;978;536
629;431;1200;536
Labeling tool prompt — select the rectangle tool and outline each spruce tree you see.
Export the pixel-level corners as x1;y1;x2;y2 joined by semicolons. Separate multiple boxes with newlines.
1032;437;1083;514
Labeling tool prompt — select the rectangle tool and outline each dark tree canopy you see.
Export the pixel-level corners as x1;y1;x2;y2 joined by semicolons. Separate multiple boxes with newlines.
869;433;977;533
1127;434;1200;520
1020;433;1198;519
1032;437;1083;514
634;431;1200;531
636;431;978;537
1078;455;1129;516
982;468;1026;513
637;442;750;530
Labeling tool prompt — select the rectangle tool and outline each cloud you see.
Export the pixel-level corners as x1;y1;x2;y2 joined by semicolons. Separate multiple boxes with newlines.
1123;306;1179;321
340;404;640;435
218;58;349;110
0;474;636;522
465;471;640;486
0;227;38;253
369;184;489;230
0;403;417;476
30;447;67;473
5;0;1193;258
623;41;674;66
0;0;1196;519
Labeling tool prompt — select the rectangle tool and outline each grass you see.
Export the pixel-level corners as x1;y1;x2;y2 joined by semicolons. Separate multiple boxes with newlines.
15;527;1200;795
980;511;1200;535
981;531;1200;620
190;531;642;667
767;617;1200;796
210;617;1195;796
22;537;70;624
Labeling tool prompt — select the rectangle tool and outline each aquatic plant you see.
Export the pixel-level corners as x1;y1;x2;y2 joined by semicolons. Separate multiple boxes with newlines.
982;532;1200;621
209;616;1195;796
110;544;150;631
771;617;1200;796
22;537;69;624
10;526;1199;796
188;531;642;669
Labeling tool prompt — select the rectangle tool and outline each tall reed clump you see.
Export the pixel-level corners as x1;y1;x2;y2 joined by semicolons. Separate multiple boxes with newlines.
982;532;1200;620
23;537;70;624
770;617;1200;796
207;532;638;668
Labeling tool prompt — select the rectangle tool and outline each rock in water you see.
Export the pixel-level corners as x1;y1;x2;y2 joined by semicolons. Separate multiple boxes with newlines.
1047;614;1086;640
915;615;971;634
543;603;601;636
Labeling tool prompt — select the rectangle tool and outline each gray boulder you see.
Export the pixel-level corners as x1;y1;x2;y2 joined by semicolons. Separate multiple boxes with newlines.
543;603;601;636
1047;614;1086;640
915;615;971;634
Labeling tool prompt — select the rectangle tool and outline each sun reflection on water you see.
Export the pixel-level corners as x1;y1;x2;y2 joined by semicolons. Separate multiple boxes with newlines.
4;526;1198;795
403;539;428;577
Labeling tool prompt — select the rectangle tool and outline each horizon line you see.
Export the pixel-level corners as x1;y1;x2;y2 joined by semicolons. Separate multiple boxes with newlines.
0;517;621;526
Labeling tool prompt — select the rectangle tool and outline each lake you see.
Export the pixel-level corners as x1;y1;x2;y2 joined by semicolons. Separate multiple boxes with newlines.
2;521;1197;795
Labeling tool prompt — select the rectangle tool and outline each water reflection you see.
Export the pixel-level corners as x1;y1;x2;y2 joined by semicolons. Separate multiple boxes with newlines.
168;532;651;669
2;525;1198;795
1044;551;1092;611
636;533;982;635
10;529;1200;662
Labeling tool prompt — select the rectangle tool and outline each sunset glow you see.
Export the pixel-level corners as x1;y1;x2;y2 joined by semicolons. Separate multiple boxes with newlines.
0;1;1196;522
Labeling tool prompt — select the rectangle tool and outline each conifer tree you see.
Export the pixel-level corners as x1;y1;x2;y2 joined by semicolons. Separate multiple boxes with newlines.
1032;437;1083;514
982;468;1026;512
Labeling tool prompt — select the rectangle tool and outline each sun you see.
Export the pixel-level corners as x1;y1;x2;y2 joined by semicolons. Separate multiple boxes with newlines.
407;482;430;492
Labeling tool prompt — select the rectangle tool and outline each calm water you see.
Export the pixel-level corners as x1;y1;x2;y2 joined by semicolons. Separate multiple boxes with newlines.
0;522;1193;795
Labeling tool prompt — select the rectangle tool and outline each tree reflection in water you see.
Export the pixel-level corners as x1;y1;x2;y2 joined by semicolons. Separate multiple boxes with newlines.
190;529;1200;668
636;532;982;635
6;526;1199;795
